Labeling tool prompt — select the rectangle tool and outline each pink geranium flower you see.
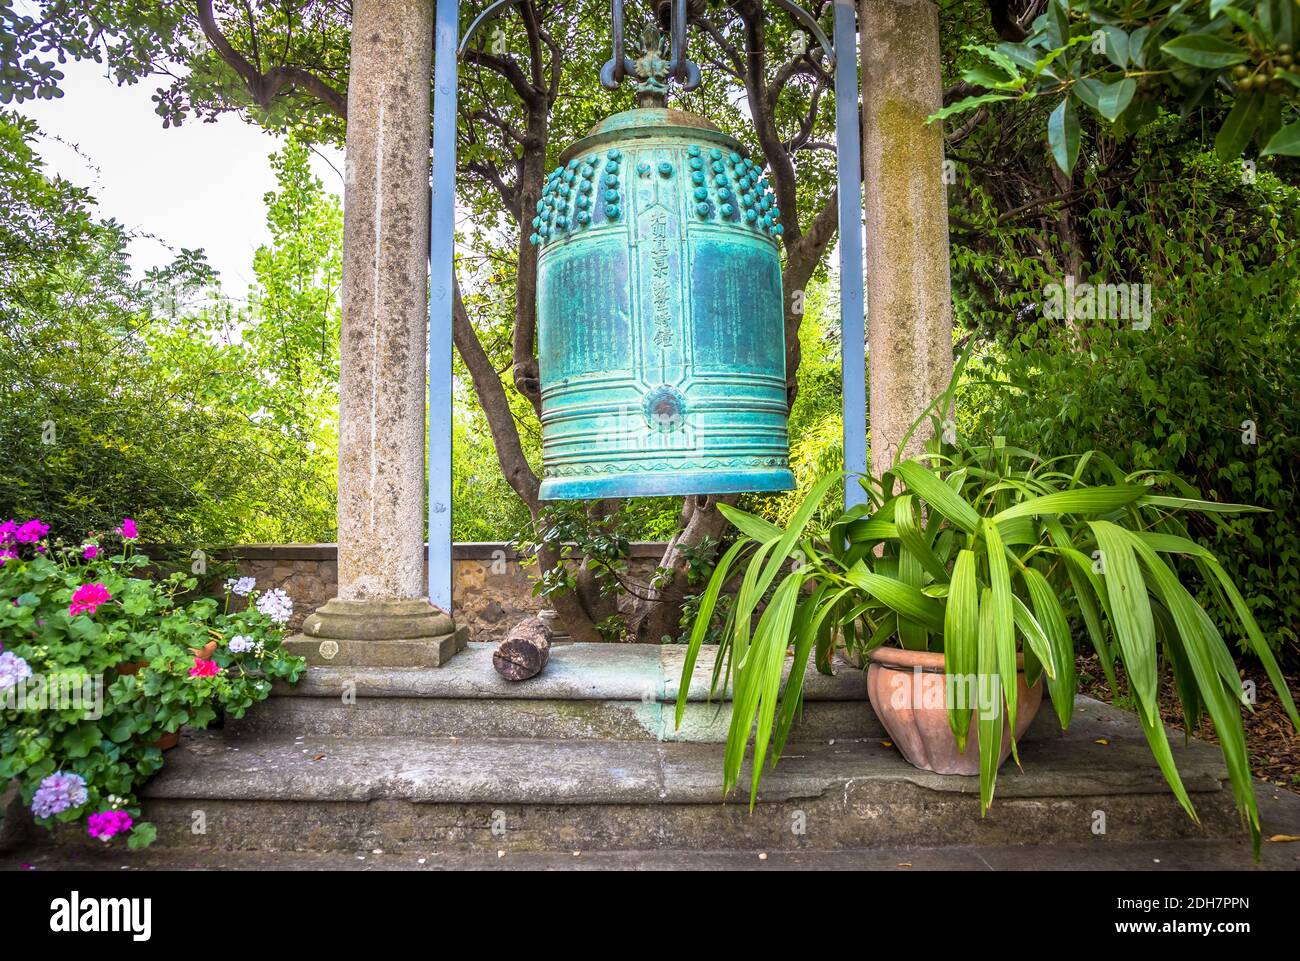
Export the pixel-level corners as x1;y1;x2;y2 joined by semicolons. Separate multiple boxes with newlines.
189;658;221;678
87;809;134;842
117;518;138;540
69;583;112;617
13;519;48;544
82;544;99;560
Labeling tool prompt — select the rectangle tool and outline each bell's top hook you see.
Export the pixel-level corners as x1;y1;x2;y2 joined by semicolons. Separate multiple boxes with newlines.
600;0;699;105
459;0;835;96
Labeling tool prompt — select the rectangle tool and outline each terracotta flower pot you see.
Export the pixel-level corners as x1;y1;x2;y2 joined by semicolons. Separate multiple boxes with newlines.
866;647;1043;776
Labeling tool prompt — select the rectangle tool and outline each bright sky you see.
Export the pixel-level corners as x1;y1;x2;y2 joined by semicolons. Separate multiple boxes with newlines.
18;58;345;294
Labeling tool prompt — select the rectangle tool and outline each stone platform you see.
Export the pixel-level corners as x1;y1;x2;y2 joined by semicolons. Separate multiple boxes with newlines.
9;643;1297;868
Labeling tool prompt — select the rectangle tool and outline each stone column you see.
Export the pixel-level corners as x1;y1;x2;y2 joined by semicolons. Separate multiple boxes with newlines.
860;0;954;478
291;0;465;667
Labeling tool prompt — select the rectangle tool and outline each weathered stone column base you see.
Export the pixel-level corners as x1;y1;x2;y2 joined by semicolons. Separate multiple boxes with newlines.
289;598;468;667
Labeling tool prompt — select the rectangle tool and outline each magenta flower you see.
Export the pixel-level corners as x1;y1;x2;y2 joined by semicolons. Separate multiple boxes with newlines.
117;517;138;540
87;809;134;842
13;519;48;544
82;544;99;560
0;520;16;546
189;658;221;678
69;582;112;617
0;548;16;566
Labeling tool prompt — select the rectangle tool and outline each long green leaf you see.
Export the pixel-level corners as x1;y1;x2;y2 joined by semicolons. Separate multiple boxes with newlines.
894;493;950;582
976;587;1002;814
1011;594;1058;681
1048;95;1079;173
1137;495;1265;515
1135;531;1298;729
1089;520;1159;727
751;471;842;612
774;586;852;758
1160;34;1250;68
717;503;784;542
983;518;1019;752
1043;519;1119;691
741;572;804;806
1128;534;1258;852
1096;78;1136;122
840;563;946;632
894;459;982;533
1021;566;1076;728
1262;119;1300;157
944;550;979;751
730;538;778;672
674;537;750;728
993;485;1146;522
1216;93;1263;161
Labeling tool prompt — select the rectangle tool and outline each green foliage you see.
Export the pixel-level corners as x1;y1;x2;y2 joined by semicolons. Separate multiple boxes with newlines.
234;134;342;540
0;114;341;544
0;110;253;543
681;433;1298;854
0;518;304;847
956;125;1300;661
748;277;849;528
514;502;635;606
939;0;1300;172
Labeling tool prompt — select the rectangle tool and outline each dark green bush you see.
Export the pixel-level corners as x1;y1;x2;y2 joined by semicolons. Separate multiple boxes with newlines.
955;127;1300;660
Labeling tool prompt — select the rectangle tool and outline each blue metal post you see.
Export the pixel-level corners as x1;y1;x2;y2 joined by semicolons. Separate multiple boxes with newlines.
833;0;867;508
428;0;459;613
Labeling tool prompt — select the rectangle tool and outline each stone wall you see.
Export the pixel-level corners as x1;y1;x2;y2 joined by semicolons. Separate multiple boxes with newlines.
220;543;669;642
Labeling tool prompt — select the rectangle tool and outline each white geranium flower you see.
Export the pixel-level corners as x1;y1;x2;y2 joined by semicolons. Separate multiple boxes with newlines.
225;576;257;597
255;588;293;625
228;635;256;654
0;651;32;691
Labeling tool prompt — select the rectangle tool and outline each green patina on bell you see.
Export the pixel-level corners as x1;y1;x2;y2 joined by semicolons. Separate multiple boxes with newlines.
532;28;793;500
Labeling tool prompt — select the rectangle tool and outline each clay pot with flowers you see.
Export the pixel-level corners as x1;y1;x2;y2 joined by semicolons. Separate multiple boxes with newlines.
0;515;304;849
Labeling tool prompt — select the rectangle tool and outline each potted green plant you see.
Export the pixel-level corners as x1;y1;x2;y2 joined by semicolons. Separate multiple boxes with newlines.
677;442;1299;854
0;517;304;848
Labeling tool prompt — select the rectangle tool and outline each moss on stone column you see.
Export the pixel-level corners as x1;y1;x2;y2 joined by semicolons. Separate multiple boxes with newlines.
860;0;954;480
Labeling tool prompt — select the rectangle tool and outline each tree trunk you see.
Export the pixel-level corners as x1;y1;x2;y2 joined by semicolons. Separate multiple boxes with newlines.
493;616;553;680
860;0;955;479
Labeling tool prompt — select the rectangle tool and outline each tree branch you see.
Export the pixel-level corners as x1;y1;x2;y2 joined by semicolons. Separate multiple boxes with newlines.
452;279;540;509
462;48;542;107
196;0;346;118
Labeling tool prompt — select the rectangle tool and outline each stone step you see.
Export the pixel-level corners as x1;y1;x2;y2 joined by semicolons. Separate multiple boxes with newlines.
227;642;885;741
12;836;1298;871
131;699;1260;854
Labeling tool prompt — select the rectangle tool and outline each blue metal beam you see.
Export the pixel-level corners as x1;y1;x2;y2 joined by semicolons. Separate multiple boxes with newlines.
833;0;867;509
428;0;460;613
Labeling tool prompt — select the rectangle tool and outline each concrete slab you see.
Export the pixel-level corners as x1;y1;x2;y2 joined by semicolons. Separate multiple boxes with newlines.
225;693;882;741
98;690;1287;855
270;642;869;702
173;699;1231;806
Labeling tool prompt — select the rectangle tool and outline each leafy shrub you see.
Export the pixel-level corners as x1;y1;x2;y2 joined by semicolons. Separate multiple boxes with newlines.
956;131;1300;661
0;517;304;848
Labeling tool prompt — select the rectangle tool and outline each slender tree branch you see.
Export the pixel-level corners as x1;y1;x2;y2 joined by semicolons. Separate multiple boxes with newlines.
462;48;542;107
196;0;347;117
452;278;540;509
